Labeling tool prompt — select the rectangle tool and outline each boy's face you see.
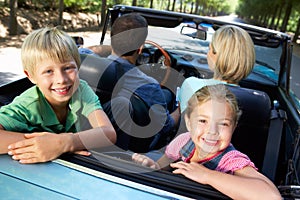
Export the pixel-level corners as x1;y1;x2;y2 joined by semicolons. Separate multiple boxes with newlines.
25;59;79;108
185;99;235;159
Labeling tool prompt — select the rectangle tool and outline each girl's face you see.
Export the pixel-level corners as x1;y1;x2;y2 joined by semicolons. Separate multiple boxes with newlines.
185;98;236;159
207;43;217;71
25;59;79;108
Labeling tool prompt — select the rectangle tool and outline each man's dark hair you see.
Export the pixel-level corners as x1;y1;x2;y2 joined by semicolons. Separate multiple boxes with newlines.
111;13;148;56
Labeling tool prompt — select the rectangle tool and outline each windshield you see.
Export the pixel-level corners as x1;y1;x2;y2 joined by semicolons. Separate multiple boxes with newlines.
147;23;281;83
148;26;209;53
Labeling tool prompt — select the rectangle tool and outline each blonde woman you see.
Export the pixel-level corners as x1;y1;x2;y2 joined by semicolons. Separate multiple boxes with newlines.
208;25;255;84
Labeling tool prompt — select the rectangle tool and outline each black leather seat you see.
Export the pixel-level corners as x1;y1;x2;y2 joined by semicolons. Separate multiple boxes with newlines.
228;85;271;170
0;77;33;106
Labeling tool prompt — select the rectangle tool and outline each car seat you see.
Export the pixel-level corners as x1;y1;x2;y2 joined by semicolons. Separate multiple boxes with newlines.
79;53;174;152
0;77;33;106
228;85;271;170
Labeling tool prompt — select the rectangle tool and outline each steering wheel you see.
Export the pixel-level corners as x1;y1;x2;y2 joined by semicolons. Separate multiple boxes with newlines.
138;40;172;86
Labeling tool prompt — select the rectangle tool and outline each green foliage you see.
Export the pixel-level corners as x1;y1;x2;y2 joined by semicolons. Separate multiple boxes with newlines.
5;0;300;34
64;0;102;13
236;0;298;32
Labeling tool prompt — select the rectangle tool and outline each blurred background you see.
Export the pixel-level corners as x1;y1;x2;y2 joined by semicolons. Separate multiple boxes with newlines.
0;0;299;46
0;0;299;86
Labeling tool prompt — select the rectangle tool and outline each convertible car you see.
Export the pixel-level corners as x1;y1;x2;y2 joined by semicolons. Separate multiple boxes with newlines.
1;5;300;199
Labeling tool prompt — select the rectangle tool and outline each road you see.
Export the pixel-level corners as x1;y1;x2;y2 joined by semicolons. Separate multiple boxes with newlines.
0;31;104;86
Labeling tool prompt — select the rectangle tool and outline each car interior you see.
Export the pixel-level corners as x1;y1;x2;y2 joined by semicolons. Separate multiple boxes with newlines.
70;7;289;199
1;5;299;199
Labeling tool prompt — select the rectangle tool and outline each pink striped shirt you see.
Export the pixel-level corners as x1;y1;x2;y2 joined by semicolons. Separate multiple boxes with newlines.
165;132;257;174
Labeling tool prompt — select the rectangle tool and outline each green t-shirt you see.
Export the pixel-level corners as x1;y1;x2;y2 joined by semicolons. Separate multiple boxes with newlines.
0;79;102;133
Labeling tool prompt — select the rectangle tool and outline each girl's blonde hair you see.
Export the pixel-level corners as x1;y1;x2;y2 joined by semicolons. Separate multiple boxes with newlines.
211;25;255;84
185;84;241;124
21;27;80;76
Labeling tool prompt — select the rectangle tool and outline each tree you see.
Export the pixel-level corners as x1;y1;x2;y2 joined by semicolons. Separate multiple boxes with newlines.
100;0;107;27
293;17;300;43
9;0;18;35
132;0;137;6
171;0;176;11
280;0;293;32
150;0;154;8
57;0;64;26
166;0;170;10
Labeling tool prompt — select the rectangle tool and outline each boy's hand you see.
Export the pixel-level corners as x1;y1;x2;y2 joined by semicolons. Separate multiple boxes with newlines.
7;132;70;164
132;153;159;169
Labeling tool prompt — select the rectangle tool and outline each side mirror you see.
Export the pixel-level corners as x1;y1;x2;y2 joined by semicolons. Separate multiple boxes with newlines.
72;36;84;47
180;26;207;40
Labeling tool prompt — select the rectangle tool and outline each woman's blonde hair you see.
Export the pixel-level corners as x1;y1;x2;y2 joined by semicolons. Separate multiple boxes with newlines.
21;27;80;76
211;25;255;84
185;84;241;124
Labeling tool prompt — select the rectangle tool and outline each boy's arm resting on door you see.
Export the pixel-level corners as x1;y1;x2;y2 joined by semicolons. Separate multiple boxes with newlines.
0;124;27;154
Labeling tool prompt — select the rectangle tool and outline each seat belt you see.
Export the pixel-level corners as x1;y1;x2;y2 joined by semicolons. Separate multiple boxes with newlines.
262;107;287;182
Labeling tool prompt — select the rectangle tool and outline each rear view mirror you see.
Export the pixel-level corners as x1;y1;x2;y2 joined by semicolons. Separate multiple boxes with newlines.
180;26;207;40
72;36;84;47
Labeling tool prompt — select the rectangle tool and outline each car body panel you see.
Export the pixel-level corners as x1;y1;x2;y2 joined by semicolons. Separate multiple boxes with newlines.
0;155;188;200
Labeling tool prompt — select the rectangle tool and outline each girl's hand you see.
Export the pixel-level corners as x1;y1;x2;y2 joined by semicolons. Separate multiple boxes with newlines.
170;161;210;184
132;153;159;169
74;150;91;156
7;132;71;164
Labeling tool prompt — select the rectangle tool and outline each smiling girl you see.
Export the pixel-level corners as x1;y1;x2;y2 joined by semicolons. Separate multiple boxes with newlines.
132;83;281;199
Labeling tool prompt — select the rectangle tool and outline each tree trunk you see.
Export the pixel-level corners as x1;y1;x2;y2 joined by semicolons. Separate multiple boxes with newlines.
9;0;18;35
190;2;194;14
57;0;64;26
280;1;292;32
179;0;183;12
269;5;278;29
100;0;107;27
166;0;170;10
171;0;176;11
293;17;300;43
275;2;283;30
194;0;199;14
150;0;153;8
132;0;137;6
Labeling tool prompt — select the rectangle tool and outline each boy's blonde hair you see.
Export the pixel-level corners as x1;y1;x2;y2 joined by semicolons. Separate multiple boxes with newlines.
185;84;241;124
21;27;80;75
211;25;255;84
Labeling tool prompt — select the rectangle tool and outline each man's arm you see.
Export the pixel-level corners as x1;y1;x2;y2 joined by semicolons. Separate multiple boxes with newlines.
170;107;180;127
